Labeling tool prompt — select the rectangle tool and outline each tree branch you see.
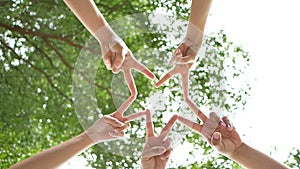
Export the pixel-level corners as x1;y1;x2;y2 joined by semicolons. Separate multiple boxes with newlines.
44;38;113;97
0;38;72;102
0;22;83;49
23;35;59;71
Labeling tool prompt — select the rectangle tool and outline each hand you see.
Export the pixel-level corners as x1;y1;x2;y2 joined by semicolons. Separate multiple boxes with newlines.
210;116;243;156
98;26;155;121
155;23;204;101
178;112;243;156
98;25;155;75
110;52;156;122
85;110;148;144
141;110;178;169
155;42;194;90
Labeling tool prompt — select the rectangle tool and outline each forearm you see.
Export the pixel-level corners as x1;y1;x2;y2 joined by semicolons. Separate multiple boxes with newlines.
10;132;94;169
64;0;107;35
183;0;212;52
189;0;212;31
230;143;289;169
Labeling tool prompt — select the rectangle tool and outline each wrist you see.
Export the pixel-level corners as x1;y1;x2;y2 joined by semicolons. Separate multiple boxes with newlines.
184;22;204;52
94;24;120;45
79;132;95;146
229;142;247;159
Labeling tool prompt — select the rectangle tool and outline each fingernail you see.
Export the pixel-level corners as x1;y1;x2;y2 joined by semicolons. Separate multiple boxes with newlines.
219;121;226;127
214;134;219;139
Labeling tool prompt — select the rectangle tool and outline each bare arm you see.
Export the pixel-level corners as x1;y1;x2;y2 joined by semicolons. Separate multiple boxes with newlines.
178;114;289;169
229;143;289;169
209;117;289;169
188;0;213;34
185;0;212;52
63;0;107;35
9;133;93;169
9;114;143;169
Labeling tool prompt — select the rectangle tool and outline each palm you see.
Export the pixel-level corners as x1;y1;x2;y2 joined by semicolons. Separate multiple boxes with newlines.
142;137;169;169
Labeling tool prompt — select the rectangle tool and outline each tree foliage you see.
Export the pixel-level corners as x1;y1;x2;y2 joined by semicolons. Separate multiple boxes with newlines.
0;0;292;169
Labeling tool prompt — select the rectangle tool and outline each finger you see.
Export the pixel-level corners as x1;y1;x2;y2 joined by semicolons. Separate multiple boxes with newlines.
116;97;134;119
163;137;172;149
222;116;233;131
108;130;125;137
145;109;155;137
175;55;195;64
113;48;126;69
103;52;113;70
142;146;166;158
211;132;223;151
123;110;147;122
159;114;178;139
116;70;136;116
155;68;177;87
181;71;207;122
184;97;207;122
103;115;125;127
181;71;190;99
178;115;202;133
209;112;221;124
123;69;137;97
170;49;182;65
132;60;155;80
160;148;173;160
116;122;131;131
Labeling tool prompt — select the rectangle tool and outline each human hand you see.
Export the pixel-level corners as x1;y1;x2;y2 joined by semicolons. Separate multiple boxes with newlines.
85;110;148;144
97;25;155;121
155;42;194;89
141;110;178;169
155;39;201;103
97;25;155;75
178;112;243;156
210;116;243;156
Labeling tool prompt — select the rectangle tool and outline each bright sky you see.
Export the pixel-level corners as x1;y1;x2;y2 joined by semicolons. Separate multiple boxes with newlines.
205;0;300;162
63;0;300;168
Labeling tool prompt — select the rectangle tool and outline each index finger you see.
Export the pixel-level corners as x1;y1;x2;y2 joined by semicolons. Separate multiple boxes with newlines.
123;69;137;96
114;70;136;118
181;73;207;122
123;110;147;122
177;115;202;133
184;98;207;122
103;52;113;70
145;109;155;138
132;61;155;80
155;68;177;87
159;114;178;139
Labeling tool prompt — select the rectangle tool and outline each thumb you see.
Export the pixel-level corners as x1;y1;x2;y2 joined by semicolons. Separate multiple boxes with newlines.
142;146;166;158
108;129;124;137
175;55;194;64
211;132;223;151
113;47;126;69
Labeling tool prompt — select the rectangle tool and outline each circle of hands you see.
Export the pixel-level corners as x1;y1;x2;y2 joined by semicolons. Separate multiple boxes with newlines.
85;39;243;169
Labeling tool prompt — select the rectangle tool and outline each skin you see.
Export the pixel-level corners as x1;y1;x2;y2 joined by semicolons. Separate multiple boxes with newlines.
64;0;155;123
141;110;178;169
155;0;213;90
178;113;289;169
9;111;146;169
155;0;213;127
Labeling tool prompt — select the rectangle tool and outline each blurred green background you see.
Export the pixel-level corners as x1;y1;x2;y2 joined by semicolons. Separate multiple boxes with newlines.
0;0;299;168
